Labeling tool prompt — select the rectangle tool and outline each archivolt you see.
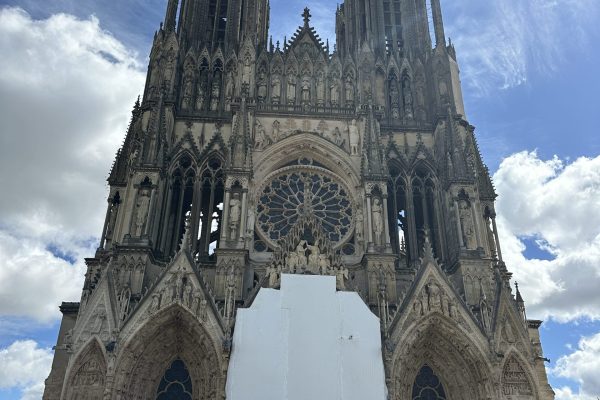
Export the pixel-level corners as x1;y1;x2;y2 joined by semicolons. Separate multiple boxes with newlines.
391;314;494;400
64;338;107;400
111;304;225;400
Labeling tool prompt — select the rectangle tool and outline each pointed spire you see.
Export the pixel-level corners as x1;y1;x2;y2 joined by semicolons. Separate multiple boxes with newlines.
179;211;192;253
422;230;435;262
430;0;446;48
515;282;524;303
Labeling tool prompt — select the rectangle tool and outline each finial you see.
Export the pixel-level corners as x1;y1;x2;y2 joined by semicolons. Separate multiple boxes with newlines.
422;230;435;261
515;281;524;303
179;211;192;252
302;7;311;26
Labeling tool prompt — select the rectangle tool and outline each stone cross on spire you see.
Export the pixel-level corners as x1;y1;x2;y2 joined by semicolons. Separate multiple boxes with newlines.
302;7;311;27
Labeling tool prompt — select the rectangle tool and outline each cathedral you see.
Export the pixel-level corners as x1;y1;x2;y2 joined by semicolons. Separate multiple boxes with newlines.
43;0;556;398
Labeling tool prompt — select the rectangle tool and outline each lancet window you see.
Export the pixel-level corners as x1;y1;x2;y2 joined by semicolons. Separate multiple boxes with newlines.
388;165;442;266
161;155;196;256
193;157;224;259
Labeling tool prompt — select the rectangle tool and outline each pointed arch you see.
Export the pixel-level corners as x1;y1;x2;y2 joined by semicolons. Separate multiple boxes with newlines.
194;155;225;259
501;353;537;398
64;338;107;400
112;304;225;400
391;314;494;400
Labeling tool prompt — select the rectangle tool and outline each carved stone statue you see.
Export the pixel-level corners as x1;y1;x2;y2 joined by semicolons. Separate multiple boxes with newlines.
316;72;325;104
229;193;242;240
271;75;281;101
307;243;320;273
330;80;339;105
402;78;414;119
182;79;193;110
295;240;307;271
345;76;354;104
459;200;477;249
272;120;281;142
210;80;220;111
348;119;360;155
225;71;235;99
427;283;441;311
333;127;343;146
355;208;364;243
242;55;252;84
372;197;384;245
318;254;330;274
301;77;311;103
255;121;267;150
183;282;193;308
196;80;207;110
134;190;150;236
287;76;297;104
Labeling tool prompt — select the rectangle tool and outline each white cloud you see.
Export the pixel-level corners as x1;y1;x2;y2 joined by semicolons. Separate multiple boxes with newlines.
552;332;600;399
0;7;145;322
493;151;600;321
0;340;54;400
445;0;600;94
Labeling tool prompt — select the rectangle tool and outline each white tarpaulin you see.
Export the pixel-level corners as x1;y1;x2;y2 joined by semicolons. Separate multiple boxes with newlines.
225;274;387;400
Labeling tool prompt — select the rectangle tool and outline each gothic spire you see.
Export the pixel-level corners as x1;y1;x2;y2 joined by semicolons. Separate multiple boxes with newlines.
164;0;179;32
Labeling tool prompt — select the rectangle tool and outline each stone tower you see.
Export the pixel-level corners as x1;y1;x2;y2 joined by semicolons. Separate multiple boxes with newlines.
44;0;555;399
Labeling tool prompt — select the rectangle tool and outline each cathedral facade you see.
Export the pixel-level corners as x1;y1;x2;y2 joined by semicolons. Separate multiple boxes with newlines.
44;0;555;398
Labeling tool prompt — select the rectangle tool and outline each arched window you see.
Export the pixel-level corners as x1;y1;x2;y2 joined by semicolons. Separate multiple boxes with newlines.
195;157;224;260
412;365;447;400
155;358;193;400
161;155;196;256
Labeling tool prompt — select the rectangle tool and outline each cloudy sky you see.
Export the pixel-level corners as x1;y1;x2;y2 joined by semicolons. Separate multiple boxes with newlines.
0;0;598;398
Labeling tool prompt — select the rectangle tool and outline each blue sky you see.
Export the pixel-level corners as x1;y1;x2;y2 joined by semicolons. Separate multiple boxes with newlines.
0;0;599;399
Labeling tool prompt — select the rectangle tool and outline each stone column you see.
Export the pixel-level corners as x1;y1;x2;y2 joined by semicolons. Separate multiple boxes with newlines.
366;196;374;245
239;191;248;244
382;195;392;252
454;200;464;248
220;190;231;247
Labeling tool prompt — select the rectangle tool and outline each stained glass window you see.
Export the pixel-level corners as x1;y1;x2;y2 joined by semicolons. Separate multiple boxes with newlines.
256;168;353;247
412;365;447;400
156;358;193;400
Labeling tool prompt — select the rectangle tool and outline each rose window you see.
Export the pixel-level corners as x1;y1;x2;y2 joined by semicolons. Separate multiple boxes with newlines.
256;168;353;248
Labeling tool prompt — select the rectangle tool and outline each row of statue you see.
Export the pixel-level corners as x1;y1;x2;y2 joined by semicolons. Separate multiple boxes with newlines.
253;118;361;156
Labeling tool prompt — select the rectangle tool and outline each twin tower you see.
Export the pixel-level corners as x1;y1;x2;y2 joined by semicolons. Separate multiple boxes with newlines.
44;0;555;399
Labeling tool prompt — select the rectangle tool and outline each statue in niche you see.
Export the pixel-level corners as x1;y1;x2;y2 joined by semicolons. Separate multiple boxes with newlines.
372;197;384;245
287;76;297;104
415;74;426;121
348;119;360;155
257;71;267;101
307;243;320;273
229;193;242;240
210;80;220;111
133;189;150;236
246;200;256;243
414;294;425;316
389;78;400;119
267;265;279;287
459;200;477;249
163;51;175;84
335;267;348;290
174;272;183;301
195;79;207;110
182;79;193;110
330;80;339;105
199;298;208;320
355;208;364;243
92;310;106;334
271;75;281;102
402;78;414;119
272;120;281;142
254;121;267;150
344;76;354;105
225;70;235;100
301;77;311;103
242;55;252;84
316;72;325;104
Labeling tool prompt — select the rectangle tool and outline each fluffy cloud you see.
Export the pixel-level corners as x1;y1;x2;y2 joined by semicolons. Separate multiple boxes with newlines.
0;340;54;400
493;151;600;321
445;0;600;94
552;333;600;399
0;8;145;322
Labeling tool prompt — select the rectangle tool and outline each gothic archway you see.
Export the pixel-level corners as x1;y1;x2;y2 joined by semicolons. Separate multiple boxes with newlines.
64;339;107;400
391;314;494;400
412;365;447;400
112;304;225;400
501;353;537;399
